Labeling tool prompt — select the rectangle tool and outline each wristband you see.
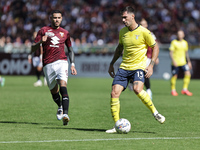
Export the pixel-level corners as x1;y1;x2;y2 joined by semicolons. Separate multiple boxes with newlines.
71;63;75;67
28;54;32;59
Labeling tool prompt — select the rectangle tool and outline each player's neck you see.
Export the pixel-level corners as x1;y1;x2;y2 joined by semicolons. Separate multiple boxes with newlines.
51;25;60;29
129;23;138;31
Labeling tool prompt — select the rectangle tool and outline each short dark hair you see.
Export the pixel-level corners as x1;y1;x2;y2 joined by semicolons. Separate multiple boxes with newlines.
120;6;135;14
50;10;62;16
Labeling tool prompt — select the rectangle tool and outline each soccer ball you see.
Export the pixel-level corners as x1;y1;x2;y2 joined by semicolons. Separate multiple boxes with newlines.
115;118;131;134
163;72;171;80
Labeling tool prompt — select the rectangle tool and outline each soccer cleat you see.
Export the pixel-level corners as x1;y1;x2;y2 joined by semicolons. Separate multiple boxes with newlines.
154;113;165;124
171;91;178;96
146;89;152;100
181;90;193;96
105;127;117;133
56;106;63;120
63;114;70;126
34;80;42;87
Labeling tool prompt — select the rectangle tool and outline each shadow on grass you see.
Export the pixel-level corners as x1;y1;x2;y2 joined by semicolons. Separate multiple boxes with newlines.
0;121;43;125
0;121;156;134
43;127;106;132
43;127;156;134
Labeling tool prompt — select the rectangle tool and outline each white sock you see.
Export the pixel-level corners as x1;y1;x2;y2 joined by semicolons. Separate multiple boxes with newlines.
153;110;159;116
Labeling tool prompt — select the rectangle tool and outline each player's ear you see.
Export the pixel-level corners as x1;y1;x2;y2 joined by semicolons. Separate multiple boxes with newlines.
132;13;135;19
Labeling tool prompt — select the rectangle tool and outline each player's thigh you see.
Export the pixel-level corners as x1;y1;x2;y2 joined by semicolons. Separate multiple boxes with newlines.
182;65;191;76
32;56;40;67
112;68;129;90
130;69;145;94
43;64;57;90
56;61;68;84
171;65;179;76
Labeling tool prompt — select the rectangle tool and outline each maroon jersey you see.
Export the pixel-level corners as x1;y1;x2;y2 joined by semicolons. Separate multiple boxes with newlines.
146;32;156;59
34;26;71;66
146;46;153;58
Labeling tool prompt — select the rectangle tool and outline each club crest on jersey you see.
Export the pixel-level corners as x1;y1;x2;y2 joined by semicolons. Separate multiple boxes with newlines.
59;32;64;37
45;32;55;37
135;35;140;40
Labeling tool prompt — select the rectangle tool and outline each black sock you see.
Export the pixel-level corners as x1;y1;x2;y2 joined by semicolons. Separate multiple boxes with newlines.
144;77;150;89
52;92;61;107
60;87;69;114
36;69;42;81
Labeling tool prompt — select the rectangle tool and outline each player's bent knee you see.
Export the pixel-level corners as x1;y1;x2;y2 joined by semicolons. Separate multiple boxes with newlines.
58;79;67;87
172;74;178;78
111;90;121;98
111;85;123;98
184;71;191;76
133;88;142;95
50;84;59;94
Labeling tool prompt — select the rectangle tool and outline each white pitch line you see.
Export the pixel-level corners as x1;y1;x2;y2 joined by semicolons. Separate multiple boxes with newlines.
0;137;200;144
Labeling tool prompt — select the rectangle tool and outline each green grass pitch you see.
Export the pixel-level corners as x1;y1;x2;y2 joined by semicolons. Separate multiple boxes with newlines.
0;76;200;150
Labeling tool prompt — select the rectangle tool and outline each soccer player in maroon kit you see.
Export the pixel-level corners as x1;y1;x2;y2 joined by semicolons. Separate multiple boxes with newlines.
31;10;77;126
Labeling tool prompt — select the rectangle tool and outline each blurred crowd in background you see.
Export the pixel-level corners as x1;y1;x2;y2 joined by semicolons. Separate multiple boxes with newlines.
0;0;200;53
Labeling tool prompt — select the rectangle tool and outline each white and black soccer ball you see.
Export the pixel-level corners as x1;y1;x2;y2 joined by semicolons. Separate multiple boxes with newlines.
115;118;131;134
163;72;171;80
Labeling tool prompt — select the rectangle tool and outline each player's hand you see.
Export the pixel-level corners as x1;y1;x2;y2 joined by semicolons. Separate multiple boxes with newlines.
71;66;77;75
41;35;48;43
145;65;153;78
108;64;115;78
